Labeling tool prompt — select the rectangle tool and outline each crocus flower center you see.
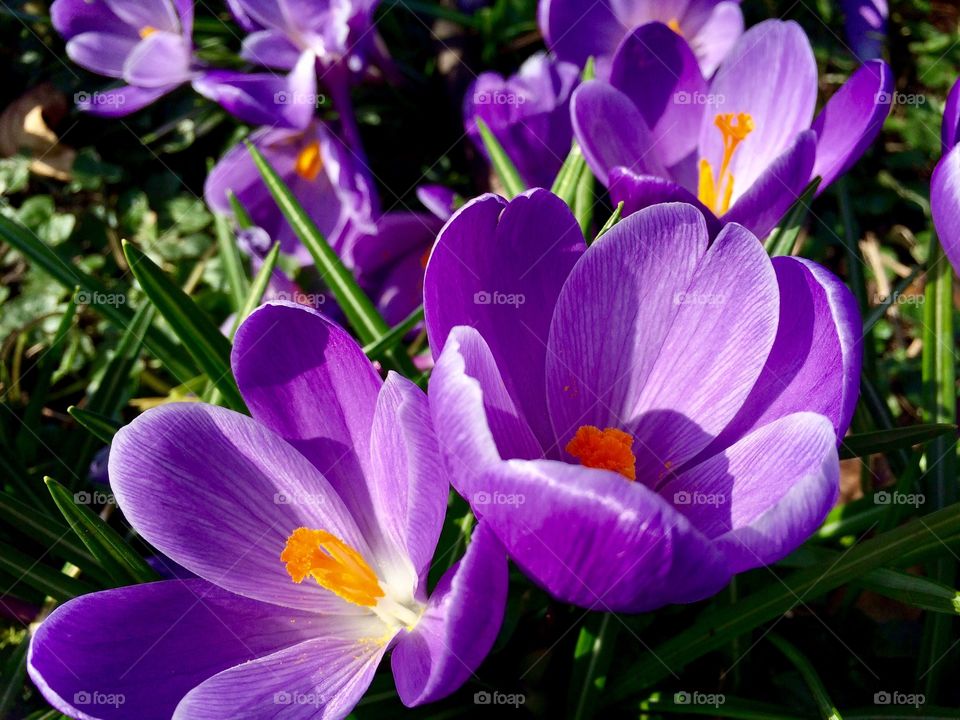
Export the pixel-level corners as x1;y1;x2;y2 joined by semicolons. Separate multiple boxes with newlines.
295;141;324;181
565;425;637;480
139;26;157;39
697;112;755;215
281;527;384;606
667;18;683;35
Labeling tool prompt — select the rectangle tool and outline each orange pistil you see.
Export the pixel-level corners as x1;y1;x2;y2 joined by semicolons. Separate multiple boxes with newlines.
281;528;384;607
697;112;755;215
294;141;324;181
566;426;637;480
139;26;157;39
667;18;683;36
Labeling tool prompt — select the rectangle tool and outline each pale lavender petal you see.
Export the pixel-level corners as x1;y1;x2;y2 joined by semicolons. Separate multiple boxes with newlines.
173;616;389;720
424;190;585;449
123;31;193;88
66;32;138;78
77;84;176;116
571;80;667;186
689;1;744;77
417;185;458;221
664;412;838;573
723;130;817;238
392;522;507;705
232;303;386;547
931;143;960;272
51;0;132;38
241;29;302;70
108;403;370;613
29;579;326;720
701;20;817;202
104;0;180;33
944;79;960;152
609;23;706;168
810;60;893;190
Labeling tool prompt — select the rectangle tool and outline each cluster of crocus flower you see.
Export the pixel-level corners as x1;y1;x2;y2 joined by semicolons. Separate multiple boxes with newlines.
30;1;928;717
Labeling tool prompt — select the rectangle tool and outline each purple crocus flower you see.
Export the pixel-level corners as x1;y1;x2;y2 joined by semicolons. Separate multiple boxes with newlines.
842;0;888;61
930;78;960;271
572;20;894;239
51;0;196;116
464;52;580;188
423;190;861;611
29;303;507;719
205;120;377;264
539;0;744;77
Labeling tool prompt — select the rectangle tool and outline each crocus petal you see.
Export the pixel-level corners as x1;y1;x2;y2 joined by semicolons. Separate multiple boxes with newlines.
29;579;325;720
232;302;387;546
192;52;317;130
690;1;744;77
722;129;817;238
430;325;542;481
609;23;706;168
104;0;180;34
608;167;722;235
943;79;960;153
701;20;817;200
123;31;193;88
241;29;303;70
537;0;622;68
466;458;729;611
424;190;585;449
66;32;138;78
571;80;667;186
701;257;861;457
810;60;892;191
368;372;447;585
173;616;390;720
931;143;960;271
392;522;508;705
51;0;132;38
664;412;838;573
76;84;176;116
109;403;370;613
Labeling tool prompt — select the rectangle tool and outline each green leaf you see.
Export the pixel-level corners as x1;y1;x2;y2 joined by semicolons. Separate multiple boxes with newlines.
551;143;588;208
45;477;160;587
246;144;417;375
769;634;842;720
67;406;122;444
230;242;280;337
604;503;960;704
764;178;821;257
569;614;619;720
122;240;247;412
839;425;957;460
595;202;624;243
213;211;250;313
363;305;424;359
0;539;97;601
636;691;804;719
0;214;195;380
918;230;957;696
0;633;28;720
474;117;525;199
573;165;595;236
227;190;254;229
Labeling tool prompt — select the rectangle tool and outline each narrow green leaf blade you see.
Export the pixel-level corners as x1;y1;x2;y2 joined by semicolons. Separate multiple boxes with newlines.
230;241;280;337
839;424;957;460
475;117;525;199
67;406;122;444
769;634;843;720
213;211;250;312
764;177;821;257
0;540;97;601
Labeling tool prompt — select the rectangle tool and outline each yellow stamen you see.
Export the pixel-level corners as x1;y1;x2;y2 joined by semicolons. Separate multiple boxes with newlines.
139;26;157;39
566;426;637;481
281;528;384;607
294;141;323;181
697;112;755;215
667;18;683;36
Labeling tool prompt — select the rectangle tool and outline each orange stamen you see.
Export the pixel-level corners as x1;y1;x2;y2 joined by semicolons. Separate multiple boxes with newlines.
667;18;683;36
294;141;323;181
139;26;157;39
566;426;637;480
281;528;384;607
697;112;755;215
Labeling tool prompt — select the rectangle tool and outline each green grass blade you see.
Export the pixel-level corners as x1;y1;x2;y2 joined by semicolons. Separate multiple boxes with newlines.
764;178;821;256
595;202;624;242
45;477;159;586
839;425;957;460
918;230;957;697
0;634;29;719
363;305;424;359
574;167;595;236
213;211;250;313
551;143;588;208
569;613;619;720
0;540;98;601
637;691;805;719
67;406;121;444
769;634;842;720
230;242;280;337
122;240;246;412
475;117;525;199
227;190;254;229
